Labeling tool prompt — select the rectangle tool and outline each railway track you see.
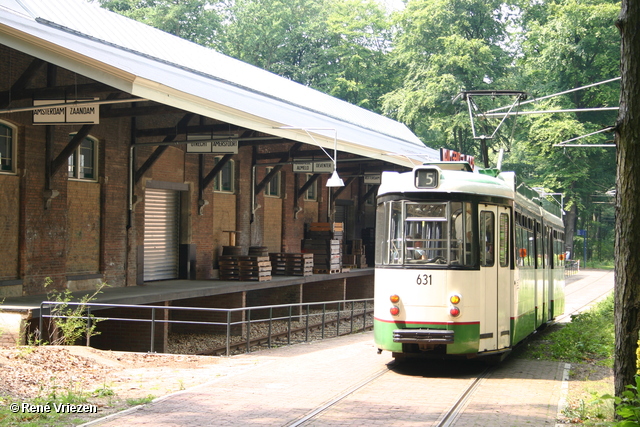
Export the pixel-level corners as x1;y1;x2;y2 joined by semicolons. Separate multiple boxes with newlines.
283;271;613;427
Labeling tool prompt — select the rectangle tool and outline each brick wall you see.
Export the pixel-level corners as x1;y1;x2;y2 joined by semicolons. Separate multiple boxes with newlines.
303;279;346;303
90;303;169;353
0;175;19;280
212;192;236;266
67;181;100;274
263;196;283;253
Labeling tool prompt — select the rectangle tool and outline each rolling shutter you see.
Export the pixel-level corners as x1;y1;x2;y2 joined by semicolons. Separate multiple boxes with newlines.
144;188;180;281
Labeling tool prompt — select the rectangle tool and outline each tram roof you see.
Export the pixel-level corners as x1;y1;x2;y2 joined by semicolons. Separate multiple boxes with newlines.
0;0;439;167
378;166;515;200
378;165;565;225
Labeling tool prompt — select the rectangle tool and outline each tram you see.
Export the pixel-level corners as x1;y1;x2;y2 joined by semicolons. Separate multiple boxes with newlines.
373;161;565;361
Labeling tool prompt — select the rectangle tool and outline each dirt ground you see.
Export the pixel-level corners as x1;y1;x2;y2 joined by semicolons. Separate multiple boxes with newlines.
0;337;614;426
0;345;260;425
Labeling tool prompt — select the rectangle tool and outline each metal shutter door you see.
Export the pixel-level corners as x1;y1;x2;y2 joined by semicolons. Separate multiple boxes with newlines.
144;188;180;281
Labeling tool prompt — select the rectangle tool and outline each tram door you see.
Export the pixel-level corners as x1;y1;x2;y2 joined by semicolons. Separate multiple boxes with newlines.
479;205;511;351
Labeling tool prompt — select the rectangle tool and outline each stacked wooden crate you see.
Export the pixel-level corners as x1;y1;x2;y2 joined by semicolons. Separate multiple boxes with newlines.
302;222;343;274
219;255;272;281
269;253;314;276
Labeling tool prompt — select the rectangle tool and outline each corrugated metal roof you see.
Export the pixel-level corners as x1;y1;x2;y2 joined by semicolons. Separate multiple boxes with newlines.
0;0;439;165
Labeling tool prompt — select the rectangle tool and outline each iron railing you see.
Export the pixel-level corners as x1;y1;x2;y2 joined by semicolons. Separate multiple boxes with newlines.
565;260;580;276
38;298;374;356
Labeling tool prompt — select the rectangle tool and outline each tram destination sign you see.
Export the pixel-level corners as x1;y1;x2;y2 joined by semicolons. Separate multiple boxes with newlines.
33;98;100;125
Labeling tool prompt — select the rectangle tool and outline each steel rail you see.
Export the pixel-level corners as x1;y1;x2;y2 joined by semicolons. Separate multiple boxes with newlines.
285;366;392;427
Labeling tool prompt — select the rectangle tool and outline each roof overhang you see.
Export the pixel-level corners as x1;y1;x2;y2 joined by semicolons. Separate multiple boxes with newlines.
0;0;439;168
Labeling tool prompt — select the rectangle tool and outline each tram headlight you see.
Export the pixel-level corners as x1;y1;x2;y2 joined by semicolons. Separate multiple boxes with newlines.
450;294;461;305
390;306;400;316
390;294;400;303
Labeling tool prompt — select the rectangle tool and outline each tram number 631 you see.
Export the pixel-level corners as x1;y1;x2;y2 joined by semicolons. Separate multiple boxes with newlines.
416;274;433;286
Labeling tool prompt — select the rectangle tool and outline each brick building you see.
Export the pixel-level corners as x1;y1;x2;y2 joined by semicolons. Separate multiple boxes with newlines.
0;0;438;350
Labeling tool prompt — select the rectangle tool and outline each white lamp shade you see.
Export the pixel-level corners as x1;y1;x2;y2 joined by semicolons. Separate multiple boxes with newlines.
326;170;344;187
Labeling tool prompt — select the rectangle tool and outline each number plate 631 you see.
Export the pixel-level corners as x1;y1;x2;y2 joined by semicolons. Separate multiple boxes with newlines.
416;274;432;285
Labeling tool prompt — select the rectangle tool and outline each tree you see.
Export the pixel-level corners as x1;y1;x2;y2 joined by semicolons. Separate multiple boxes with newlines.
380;0;514;153
507;0;619;259
96;0;224;47
221;0;332;87
614;0;640;400
220;0;394;111
320;0;395;112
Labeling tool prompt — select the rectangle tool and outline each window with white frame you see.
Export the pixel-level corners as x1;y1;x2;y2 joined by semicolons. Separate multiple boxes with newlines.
0;121;17;174
68;134;98;180
304;173;317;201
265;167;281;197
213;156;235;193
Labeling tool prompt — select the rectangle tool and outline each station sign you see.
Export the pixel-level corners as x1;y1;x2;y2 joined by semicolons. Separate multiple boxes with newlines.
364;173;381;184
293;161;334;173
186;134;238;154
33;98;100;125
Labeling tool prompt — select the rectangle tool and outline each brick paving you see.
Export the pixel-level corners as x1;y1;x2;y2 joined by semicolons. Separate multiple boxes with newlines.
85;269;613;427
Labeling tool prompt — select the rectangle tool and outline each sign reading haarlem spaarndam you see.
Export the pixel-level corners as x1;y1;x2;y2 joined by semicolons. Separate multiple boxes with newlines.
33;99;100;125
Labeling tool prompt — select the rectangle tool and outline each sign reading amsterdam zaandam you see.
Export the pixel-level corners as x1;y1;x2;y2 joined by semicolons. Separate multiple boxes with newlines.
33;99;100;125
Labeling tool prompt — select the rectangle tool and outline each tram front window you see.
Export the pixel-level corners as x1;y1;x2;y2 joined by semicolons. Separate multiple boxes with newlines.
381;201;475;267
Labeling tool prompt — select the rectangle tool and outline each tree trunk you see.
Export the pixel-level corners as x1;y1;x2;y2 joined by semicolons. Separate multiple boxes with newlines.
615;0;640;399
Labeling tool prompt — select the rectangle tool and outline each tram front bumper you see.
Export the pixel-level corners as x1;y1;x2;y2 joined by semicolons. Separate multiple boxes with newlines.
393;329;455;344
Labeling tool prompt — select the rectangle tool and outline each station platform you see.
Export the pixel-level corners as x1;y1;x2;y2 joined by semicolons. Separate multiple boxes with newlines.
1;268;373;317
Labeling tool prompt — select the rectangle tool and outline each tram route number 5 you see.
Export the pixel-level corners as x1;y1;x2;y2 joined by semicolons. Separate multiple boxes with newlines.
416;274;432;285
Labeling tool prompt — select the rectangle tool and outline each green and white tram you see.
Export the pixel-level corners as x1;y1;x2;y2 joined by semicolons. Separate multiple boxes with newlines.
373;162;565;361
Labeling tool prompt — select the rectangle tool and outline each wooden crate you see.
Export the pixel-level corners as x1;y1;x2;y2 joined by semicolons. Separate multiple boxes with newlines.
269;253;313;276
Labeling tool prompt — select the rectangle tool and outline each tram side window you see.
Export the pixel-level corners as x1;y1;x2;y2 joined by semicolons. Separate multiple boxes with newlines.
499;213;509;267
480;211;495;267
451;202;474;265
375;203;387;265
535;222;543;268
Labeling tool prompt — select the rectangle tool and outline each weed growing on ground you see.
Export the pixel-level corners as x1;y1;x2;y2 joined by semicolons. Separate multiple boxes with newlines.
42;278;108;346
516;293;615;425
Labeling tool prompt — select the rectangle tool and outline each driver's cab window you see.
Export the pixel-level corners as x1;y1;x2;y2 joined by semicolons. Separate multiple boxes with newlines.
404;203;447;263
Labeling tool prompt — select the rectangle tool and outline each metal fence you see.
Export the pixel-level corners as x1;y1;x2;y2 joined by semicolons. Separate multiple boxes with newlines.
565;260;580;276
39;298;374;356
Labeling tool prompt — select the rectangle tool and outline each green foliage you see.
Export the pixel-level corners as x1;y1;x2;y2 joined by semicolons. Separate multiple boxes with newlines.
600;376;640;426
43;278;108;346
96;0;224;47
126;395;156;406
520;293;614;365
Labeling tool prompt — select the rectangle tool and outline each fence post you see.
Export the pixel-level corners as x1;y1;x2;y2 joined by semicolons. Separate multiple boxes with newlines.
268;307;273;349
226;311;231;357
86;306;92;347
336;302;341;337
246;309;251;354
39;304;44;345
150;307;156;353
350;302;354;333
305;304;310;342
287;306;292;345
